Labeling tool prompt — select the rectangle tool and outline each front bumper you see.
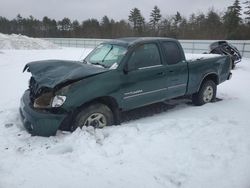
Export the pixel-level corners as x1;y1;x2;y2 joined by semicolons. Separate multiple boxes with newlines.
19;90;68;137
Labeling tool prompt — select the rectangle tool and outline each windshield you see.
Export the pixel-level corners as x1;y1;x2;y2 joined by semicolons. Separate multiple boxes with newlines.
84;44;127;69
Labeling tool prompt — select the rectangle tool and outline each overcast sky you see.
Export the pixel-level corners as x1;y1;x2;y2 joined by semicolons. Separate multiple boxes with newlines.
1;0;237;21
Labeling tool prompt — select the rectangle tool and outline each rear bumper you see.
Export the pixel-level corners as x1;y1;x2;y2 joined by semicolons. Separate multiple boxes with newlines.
19;90;67;137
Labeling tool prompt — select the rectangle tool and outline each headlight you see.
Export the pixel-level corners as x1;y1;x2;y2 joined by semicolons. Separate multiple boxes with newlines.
33;92;66;108
51;95;66;107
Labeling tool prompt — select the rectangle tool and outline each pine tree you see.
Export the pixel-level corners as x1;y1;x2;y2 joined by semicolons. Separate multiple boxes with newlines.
0;16;10;33
223;0;242;38
81;19;101;38
171;12;183;38
101;16;112;38
15;14;24;33
243;1;250;23
42;16;51;36
232;0;242;18
57;17;72;37
173;12;182;28
72;20;81;37
128;8;145;35
149;6;162;35
205;9;223;39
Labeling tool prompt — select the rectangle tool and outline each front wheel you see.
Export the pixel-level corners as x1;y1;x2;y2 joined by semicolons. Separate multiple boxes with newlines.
192;80;217;106
71;103;114;131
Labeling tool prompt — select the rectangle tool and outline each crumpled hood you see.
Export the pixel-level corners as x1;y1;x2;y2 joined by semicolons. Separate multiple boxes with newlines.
23;60;108;89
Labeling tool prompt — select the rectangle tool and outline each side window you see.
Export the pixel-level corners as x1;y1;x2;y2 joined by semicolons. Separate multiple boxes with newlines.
162;42;183;65
128;43;161;69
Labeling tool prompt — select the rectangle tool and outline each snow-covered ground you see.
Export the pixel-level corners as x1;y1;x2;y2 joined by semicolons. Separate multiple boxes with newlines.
0;48;250;188
0;33;59;49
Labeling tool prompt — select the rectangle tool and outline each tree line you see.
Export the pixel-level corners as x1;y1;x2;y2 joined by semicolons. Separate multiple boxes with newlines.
0;0;250;39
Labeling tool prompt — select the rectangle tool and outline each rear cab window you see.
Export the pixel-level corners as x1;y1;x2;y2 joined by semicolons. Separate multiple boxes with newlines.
162;41;184;65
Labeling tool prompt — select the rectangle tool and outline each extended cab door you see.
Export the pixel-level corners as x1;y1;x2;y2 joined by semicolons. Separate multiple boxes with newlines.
161;41;189;99
120;43;167;110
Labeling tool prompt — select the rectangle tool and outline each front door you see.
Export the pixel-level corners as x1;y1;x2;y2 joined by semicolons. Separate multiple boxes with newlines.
120;43;167;110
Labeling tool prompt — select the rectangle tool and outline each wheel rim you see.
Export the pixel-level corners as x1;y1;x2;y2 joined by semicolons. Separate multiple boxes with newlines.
203;86;214;103
84;113;107;128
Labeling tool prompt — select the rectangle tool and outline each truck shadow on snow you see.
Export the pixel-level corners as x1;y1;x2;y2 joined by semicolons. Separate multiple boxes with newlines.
121;97;222;122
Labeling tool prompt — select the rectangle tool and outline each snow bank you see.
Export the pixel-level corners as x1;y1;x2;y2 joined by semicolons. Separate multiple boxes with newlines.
0;49;250;188
0;33;59;49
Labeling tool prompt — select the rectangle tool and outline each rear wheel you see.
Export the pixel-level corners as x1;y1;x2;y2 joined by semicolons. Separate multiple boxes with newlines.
71;103;113;131
192;80;217;106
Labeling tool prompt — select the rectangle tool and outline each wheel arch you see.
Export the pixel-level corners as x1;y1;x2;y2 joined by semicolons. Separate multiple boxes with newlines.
59;96;121;131
198;73;219;92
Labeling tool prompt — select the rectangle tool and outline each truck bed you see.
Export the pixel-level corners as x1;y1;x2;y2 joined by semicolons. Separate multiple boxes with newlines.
185;53;220;61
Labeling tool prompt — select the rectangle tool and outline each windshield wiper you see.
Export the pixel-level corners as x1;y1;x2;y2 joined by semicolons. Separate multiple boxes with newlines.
102;45;113;62
91;62;108;68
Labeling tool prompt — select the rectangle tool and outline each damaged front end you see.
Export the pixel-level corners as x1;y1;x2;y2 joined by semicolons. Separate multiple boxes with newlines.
19;75;80;136
19;88;68;137
20;59;109;136
29;77;67;109
20;59;110;136
19;74;80;136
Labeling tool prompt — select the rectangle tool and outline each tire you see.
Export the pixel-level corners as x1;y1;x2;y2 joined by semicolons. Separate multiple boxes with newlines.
192;80;217;106
71;103;114;131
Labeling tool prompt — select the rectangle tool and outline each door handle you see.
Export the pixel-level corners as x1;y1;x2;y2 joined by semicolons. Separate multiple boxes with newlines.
169;70;174;73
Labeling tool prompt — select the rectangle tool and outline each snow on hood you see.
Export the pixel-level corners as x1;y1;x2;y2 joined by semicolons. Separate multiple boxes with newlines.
23;60;109;89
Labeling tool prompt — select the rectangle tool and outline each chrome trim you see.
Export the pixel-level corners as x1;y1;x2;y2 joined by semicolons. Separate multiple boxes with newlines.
138;65;163;70
123;83;187;100
168;83;186;89
123;88;167;99
124;90;143;96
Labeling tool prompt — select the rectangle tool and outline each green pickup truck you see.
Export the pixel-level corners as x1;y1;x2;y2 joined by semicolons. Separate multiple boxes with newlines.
20;37;232;136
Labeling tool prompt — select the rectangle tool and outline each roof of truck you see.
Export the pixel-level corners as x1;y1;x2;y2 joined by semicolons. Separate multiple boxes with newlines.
102;37;178;47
